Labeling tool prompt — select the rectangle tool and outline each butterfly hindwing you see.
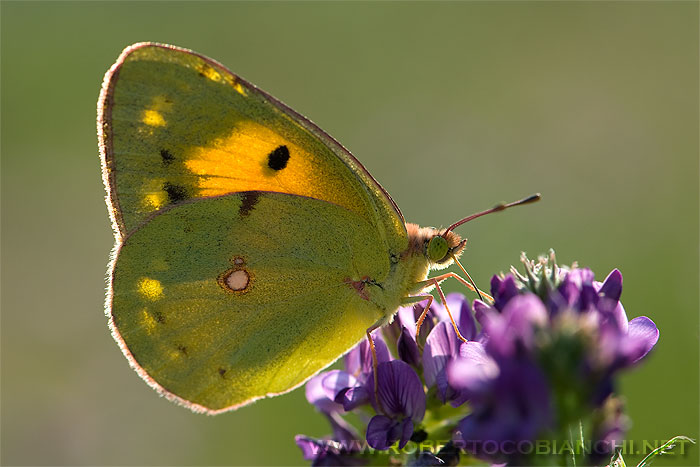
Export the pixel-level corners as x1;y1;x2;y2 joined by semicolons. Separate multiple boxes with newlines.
110;192;389;412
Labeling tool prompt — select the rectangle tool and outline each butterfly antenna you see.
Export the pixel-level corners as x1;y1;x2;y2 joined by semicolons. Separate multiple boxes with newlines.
443;193;540;304
443;193;541;235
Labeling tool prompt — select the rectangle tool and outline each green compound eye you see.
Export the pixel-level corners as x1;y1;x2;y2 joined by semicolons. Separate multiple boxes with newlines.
427;236;449;263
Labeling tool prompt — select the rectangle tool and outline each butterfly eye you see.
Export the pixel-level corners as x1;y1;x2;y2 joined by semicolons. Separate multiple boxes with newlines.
427;236;449;263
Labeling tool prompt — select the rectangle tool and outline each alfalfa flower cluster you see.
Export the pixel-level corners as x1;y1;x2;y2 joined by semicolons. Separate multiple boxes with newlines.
295;252;659;466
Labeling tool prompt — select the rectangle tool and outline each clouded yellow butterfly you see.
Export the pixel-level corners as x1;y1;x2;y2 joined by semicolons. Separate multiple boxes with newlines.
98;42;538;414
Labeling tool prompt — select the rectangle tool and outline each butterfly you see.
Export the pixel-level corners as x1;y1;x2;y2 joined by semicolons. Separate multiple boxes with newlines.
98;42;538;414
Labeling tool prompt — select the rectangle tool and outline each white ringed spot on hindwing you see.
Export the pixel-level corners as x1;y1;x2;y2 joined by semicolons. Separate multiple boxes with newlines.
218;255;252;294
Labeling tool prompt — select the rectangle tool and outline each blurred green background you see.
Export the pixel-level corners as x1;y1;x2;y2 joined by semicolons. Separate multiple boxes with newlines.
2;1;697;465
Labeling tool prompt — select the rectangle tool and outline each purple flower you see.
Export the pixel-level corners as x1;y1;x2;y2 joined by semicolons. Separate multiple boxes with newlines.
446;256;659;464
296;252;661;466
365;360;426;450
304;371;362;444
448;341;499;407
490;274;522;312
393;303;435;348
422;321;464;404
311;331;391;412
393;294;476;347
449;345;553;462
480;293;548;359
306;370;354;415
397;295;478;404
477;264;659;382
547;267;658;406
397;326;421;367
430;293;478;342
588;396;628;462
344;331;391;382
588;270;659;369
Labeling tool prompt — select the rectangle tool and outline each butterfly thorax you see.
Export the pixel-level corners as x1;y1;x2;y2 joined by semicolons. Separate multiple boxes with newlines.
366;223;466;328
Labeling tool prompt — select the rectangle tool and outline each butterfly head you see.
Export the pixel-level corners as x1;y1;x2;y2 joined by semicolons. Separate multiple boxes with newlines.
406;223;466;270
428;229;466;269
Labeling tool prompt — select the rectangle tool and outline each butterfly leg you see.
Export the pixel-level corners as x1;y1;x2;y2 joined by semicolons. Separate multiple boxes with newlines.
450;256;494;303
403;293;435;350
416;271;494;303
400;294;445;348
411;294;434;344
402;283;470;345
365;324;387;416
421;278;470;344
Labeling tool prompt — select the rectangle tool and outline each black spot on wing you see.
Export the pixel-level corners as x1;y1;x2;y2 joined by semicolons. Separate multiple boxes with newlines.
239;192;260;217
267;145;290;171
163;182;189;203
160;149;175;165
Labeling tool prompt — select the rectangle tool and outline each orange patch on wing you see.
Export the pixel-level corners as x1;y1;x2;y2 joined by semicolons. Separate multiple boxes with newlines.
185;121;315;197
181;121;371;221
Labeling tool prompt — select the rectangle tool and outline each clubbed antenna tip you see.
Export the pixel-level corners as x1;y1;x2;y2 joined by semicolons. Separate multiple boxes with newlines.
444;193;542;235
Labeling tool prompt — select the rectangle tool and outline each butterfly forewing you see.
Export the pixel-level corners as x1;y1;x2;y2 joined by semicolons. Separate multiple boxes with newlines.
99;43;407;256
